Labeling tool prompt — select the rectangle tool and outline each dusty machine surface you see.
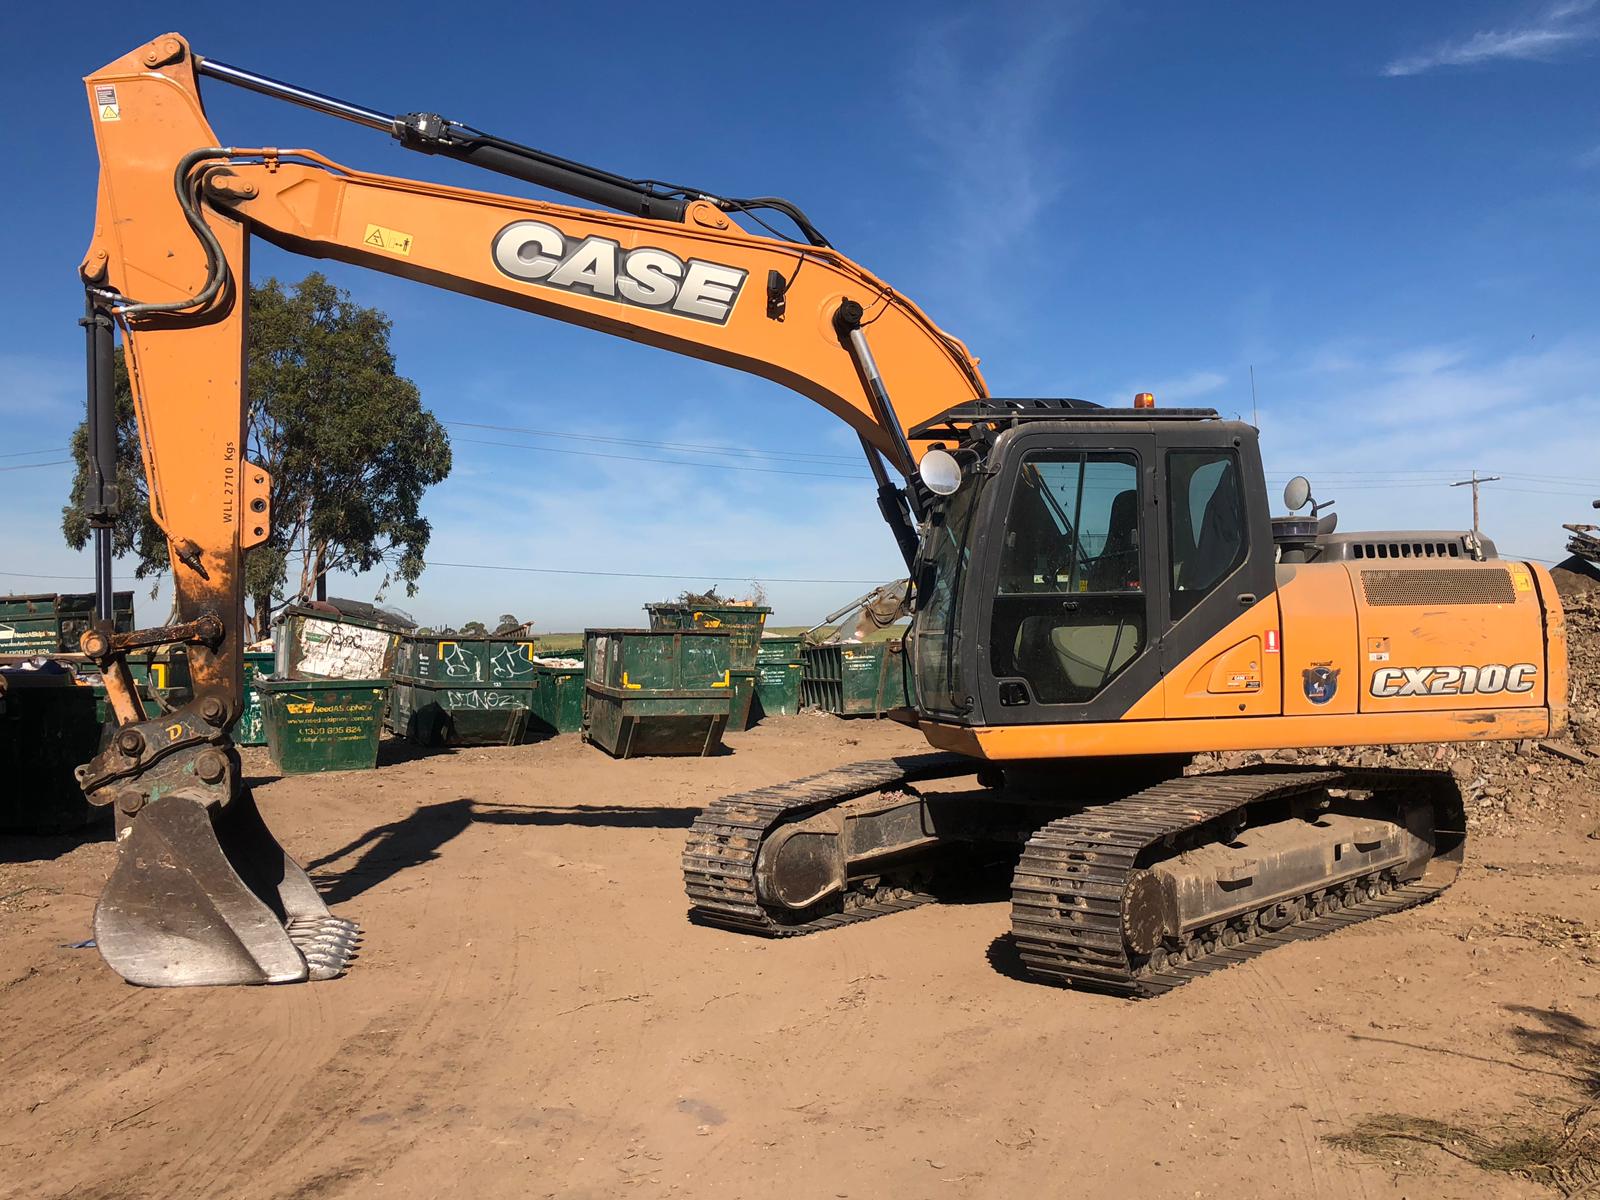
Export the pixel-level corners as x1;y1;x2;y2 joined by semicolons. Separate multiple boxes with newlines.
73;34;1565;990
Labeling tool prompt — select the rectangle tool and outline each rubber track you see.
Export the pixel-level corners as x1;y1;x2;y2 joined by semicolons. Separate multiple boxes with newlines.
1011;767;1466;997
683;753;978;936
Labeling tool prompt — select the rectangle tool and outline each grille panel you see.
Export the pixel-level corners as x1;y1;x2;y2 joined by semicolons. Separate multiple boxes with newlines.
1349;540;1462;560
1361;567;1516;607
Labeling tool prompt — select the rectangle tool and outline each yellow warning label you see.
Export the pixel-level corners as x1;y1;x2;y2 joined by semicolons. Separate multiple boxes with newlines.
94;84;119;122
99;104;120;122
362;223;414;256
1513;569;1533;592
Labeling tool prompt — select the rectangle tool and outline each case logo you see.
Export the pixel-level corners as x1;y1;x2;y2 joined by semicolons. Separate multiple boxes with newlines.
1370;663;1537;697
492;221;746;325
1302;664;1340;705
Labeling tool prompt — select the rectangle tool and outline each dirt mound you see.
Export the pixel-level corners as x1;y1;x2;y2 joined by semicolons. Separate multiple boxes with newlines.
1553;557;1600;598
1193;592;1600;830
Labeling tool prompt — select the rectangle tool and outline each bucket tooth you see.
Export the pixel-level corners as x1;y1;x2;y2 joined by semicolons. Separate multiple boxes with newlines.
93;788;355;988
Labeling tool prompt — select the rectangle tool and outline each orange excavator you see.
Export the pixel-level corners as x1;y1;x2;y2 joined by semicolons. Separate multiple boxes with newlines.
75;34;1567;993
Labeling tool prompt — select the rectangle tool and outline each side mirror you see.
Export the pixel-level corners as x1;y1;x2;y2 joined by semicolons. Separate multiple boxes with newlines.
1283;475;1312;512
919;448;963;497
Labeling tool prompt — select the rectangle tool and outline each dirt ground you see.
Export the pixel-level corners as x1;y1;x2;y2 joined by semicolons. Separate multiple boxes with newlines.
3;715;1598;1200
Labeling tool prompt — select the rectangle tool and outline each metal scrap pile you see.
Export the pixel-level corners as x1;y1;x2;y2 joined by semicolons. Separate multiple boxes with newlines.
1191;592;1600;831
1568;521;1600;567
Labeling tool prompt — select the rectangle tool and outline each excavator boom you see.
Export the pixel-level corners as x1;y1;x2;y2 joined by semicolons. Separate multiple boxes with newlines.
75;33;981;986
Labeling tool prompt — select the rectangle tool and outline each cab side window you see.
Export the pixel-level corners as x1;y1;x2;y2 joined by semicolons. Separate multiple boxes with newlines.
1167;450;1247;622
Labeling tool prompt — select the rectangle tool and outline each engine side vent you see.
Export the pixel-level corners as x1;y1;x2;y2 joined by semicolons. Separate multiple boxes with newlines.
1350;540;1462;560
1361;567;1516;607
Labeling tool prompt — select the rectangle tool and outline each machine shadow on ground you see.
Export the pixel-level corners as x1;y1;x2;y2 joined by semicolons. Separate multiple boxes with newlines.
305;797;699;905
1;823;113;865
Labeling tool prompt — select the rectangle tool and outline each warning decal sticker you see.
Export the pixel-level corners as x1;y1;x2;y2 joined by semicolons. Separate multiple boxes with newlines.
95;84;120;122
362;224;414;256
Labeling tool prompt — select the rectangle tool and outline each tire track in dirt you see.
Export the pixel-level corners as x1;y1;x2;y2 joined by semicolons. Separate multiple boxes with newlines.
211;883;476;1198
1235;961;1372;1200
106;854;476;1200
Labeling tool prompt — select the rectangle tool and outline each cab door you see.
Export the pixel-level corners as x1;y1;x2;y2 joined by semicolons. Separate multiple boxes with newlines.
1153;427;1279;718
973;428;1162;724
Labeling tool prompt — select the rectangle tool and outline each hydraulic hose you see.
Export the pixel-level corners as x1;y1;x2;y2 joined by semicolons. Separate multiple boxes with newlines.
111;147;235;319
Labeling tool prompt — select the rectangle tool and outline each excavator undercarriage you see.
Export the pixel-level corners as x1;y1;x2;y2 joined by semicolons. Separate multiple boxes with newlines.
684;756;1465;995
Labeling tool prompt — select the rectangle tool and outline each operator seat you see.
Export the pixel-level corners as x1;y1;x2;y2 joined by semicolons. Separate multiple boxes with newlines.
1009;488;1144;702
1048;487;1140;692
1182;461;1242;597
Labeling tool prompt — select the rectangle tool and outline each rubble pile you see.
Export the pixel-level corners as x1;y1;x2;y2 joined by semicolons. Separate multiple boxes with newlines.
1191;592;1599;831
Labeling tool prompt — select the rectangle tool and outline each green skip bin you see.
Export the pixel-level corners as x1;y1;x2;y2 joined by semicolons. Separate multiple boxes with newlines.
801;640;915;717
389;679;533;747
257;677;390;774
530;661;585;736
644;603;770;671
583;629;732;758
233;651;276;747
0;666;105;833
393;634;541;685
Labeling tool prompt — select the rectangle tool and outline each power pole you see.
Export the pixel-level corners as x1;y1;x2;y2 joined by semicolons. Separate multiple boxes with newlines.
1450;470;1501;538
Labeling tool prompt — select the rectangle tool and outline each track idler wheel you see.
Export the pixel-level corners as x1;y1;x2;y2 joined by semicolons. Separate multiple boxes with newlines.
94;787;358;987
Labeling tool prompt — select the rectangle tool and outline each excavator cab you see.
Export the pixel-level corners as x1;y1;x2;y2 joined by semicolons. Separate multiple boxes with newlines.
908;400;1275;728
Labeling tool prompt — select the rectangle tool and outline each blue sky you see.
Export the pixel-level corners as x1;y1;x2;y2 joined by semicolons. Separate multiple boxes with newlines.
1;2;1596;631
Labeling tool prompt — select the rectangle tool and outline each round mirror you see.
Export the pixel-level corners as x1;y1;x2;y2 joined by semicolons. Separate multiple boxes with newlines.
1283;475;1312;512
919;448;963;496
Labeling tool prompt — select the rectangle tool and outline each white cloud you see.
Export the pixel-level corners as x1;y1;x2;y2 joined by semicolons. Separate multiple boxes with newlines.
1383;0;1598;76
901;11;1076;303
1256;336;1600;562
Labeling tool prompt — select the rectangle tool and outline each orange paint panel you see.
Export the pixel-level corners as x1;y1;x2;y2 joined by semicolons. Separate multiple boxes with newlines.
1277;564;1360;715
1350;561;1546;714
1530;563;1568;734
1159;597;1282;719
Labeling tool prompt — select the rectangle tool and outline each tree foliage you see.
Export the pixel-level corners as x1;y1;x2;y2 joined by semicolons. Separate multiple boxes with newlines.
248;273;451;610
63;274;452;629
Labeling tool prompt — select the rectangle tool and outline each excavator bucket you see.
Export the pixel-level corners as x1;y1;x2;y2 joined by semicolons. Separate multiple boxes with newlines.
94;787;358;987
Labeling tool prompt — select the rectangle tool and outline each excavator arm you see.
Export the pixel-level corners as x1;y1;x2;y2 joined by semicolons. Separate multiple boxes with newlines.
74;33;985;986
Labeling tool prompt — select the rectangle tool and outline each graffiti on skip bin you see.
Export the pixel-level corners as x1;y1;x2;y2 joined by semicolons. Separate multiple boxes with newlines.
297;619;392;679
444;688;526;710
490;642;536;681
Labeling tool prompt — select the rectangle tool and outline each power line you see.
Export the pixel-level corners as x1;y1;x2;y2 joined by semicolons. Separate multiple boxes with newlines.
422;560;886;584
0;446;69;460
0;561;889;586
1264;476;1595;496
456;437;869;481
0;459;71;472
447;420;865;466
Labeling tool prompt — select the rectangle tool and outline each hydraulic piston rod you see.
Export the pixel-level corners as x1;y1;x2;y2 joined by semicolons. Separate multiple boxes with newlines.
196;56;688;221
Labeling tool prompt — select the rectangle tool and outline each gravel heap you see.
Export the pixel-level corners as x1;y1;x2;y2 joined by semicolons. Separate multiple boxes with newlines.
1189;586;1599;831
